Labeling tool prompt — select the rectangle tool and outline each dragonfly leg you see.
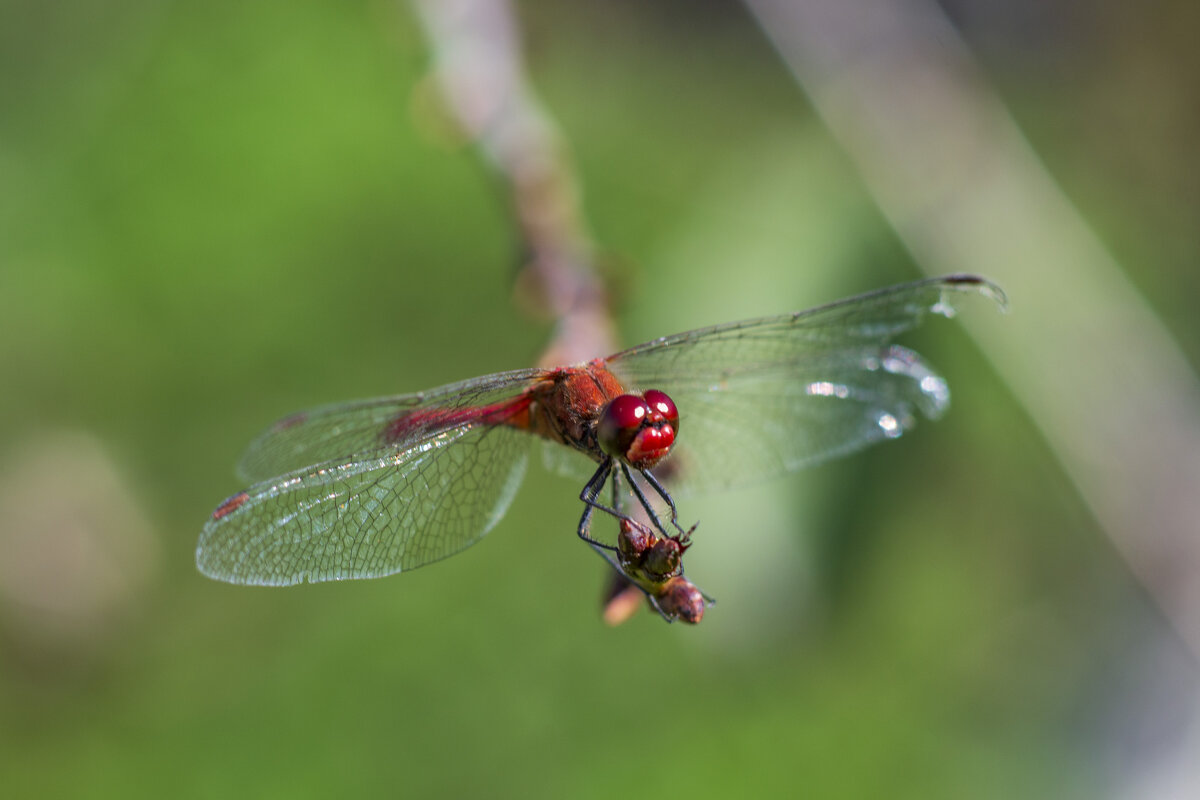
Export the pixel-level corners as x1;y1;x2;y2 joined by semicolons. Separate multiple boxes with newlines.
608;469;668;536
579;458;671;546
577;459;619;551
617;463;668;535
637;466;689;537
618;463;681;538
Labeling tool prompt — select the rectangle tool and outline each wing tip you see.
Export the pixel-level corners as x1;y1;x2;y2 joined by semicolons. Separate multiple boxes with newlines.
938;274;1009;313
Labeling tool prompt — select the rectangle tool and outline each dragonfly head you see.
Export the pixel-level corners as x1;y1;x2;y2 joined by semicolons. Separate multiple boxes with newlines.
597;389;679;469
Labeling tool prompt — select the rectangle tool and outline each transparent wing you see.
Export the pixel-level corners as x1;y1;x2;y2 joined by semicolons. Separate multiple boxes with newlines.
604;275;1007;494
197;423;530;585
236;368;551;484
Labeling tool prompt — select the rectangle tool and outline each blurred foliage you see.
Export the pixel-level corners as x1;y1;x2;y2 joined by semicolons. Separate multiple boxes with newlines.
1;1;1196;798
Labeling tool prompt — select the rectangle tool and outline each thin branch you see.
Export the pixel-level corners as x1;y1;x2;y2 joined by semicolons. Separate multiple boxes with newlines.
409;0;616;366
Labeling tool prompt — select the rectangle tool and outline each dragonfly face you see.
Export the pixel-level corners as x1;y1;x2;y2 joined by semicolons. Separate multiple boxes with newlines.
596;390;679;469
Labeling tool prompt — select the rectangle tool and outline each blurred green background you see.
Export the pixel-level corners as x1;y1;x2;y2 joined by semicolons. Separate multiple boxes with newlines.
2;1;1198;797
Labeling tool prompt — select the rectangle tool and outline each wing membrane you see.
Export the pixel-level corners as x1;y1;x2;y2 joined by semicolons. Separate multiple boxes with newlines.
197;422;530;585
236;368;550;484
605;276;1006;494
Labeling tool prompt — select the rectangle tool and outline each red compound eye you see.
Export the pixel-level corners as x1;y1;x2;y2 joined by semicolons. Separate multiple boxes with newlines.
643;389;678;428
598;394;650;458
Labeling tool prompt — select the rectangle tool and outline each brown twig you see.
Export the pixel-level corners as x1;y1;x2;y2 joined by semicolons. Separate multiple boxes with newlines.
410;0;647;623
409;0;617;366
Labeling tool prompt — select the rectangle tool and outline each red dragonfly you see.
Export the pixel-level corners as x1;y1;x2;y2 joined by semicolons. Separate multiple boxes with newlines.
197;275;1005;623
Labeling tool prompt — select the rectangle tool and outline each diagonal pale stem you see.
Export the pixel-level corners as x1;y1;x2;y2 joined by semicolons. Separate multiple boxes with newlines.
745;0;1200;656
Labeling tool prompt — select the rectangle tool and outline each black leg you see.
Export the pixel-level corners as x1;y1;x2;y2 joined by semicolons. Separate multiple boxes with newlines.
577;459;617;551
638;466;688;536
624;462;691;537
617;463;667;535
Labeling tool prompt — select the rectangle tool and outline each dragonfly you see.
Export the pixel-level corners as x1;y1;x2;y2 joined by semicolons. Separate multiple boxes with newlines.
197;274;1006;623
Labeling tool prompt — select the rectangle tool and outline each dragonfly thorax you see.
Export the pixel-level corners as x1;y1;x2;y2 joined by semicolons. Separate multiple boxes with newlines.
596;390;679;469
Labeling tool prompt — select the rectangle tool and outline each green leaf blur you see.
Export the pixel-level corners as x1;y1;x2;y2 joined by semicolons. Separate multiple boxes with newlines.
2;2;1197;798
